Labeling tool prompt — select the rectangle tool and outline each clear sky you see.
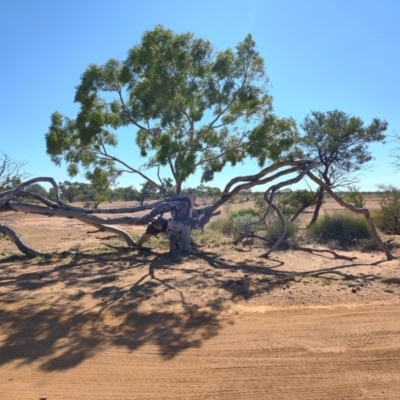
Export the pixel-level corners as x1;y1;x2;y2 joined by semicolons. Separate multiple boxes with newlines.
1;0;399;192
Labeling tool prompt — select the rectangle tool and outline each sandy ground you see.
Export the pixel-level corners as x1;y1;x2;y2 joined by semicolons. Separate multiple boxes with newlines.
1;198;400;399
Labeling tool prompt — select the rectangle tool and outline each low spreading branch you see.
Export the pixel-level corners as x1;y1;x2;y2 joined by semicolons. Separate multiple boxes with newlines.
0;222;40;257
0;159;395;261
0;178;206;255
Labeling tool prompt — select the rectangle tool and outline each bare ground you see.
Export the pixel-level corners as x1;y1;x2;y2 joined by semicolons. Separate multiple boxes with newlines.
1;199;400;399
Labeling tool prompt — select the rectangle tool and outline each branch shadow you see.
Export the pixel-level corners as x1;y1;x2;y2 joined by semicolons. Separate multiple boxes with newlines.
192;249;399;300
0;250;228;372
193;251;292;300
0;247;397;372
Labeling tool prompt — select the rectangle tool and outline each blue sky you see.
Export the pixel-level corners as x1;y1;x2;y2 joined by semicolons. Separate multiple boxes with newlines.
1;0;399;192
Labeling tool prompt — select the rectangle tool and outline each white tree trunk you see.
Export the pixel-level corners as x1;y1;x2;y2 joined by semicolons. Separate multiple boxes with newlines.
166;193;194;253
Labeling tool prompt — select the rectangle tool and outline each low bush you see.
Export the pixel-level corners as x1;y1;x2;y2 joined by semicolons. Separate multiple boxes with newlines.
254;195;268;215
231;214;262;235
209;218;237;236
192;228;229;247
342;186;365;208
278;189;317;215
372;185;400;235
229;207;259;219
308;212;371;248
265;217;298;248
209;207;263;236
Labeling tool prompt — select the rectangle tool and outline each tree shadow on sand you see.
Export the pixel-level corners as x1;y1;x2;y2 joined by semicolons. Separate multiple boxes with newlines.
0;250;227;372
0;248;397;371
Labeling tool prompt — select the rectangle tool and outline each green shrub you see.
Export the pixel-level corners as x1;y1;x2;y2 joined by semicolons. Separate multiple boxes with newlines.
342;186;365;208
308;212;371;247
278;189;317;215
229;207;258;219
209;218;237;236
265;217;298;248
372;185;400;235
254;195;268;215
356;238;381;252
192;228;228;247
231;214;262;235
209;208;263;236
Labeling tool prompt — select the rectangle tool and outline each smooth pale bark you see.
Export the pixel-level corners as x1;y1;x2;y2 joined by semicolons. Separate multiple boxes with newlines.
7;203;137;247
8;202;155;226
0;177;67;210
165;193;194;253
0;222;40;257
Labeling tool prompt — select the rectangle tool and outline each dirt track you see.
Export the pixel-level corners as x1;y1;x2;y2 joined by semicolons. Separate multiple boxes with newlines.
2;303;400;399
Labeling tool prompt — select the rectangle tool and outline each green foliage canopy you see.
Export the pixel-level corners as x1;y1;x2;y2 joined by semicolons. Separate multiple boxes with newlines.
45;26;297;194
300;110;387;188
300;110;387;224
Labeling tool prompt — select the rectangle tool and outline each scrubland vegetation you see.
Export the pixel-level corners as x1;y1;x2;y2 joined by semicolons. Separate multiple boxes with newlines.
200;187;400;253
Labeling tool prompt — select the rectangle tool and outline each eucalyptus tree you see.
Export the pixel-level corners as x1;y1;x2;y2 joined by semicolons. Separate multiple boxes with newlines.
58;181;82;203
300;110;387;224
45;26;296;194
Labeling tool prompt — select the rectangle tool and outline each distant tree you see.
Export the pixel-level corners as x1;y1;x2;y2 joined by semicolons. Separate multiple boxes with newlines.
56;179;109;208
25;184;49;198
58;181;81;203
159;177;176;197
84;167;111;208
110;185;140;202
278;189;318;218
300;110;387;225
193;184;222;202
45;26;297;195
0;153;28;190
138;181;159;205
